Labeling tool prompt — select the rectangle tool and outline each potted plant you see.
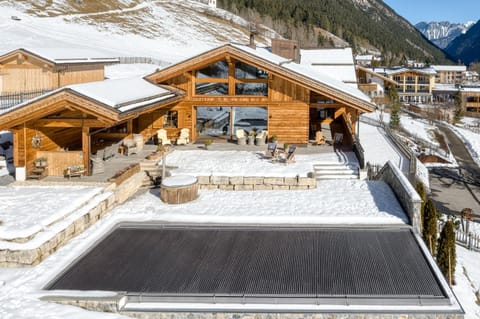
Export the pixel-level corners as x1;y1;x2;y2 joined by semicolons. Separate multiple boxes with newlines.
270;135;278;143
283;143;290;152
248;130;256;145
205;138;213;150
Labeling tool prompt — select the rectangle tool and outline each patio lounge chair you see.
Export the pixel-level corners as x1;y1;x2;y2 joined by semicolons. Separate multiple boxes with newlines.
157;129;171;145
176;128;190;145
236;128;246;145
315;131;326;145
333;132;344;147
282;145;297;164
123;139;137;156
255;130;268;146
264;142;278;159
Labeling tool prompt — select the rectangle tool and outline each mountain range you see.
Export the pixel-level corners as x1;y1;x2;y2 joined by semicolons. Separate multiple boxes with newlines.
217;0;452;65
415;21;475;49
445;20;480;65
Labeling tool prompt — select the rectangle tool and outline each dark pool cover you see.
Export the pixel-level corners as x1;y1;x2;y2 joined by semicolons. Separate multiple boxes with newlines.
48;226;446;297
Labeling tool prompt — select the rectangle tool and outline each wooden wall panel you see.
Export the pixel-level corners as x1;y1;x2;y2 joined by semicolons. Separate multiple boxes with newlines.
270;75;309;103
59;64;105;87
37;150;83;176
268;103;309;144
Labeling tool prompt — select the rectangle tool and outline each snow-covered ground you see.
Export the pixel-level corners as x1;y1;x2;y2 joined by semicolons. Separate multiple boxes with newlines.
0;186;103;241
455;245;480;318
165;149;357;177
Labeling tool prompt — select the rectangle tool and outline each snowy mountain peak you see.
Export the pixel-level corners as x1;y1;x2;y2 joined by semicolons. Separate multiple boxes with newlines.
415;21;475;49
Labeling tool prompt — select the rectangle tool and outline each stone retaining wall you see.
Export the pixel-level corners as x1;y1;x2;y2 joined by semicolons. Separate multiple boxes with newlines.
0;172;146;267
197;175;316;190
375;161;422;233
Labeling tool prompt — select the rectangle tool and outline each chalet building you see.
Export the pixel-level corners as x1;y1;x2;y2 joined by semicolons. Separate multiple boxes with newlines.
367;67;436;104
431;65;466;85
0;48;119;94
356;66;398;106
354;54;382;67
0;43;374;179
460;85;480;117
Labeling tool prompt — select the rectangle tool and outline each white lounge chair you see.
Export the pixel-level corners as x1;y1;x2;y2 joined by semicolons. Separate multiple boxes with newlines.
157;129;171;145
176;128;190;145
255;130;268;146
236;129;246;145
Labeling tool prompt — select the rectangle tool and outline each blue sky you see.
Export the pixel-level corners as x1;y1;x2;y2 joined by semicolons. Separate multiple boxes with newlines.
383;0;480;24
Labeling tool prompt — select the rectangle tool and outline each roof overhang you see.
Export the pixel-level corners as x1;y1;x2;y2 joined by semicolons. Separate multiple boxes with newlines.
356;65;399;86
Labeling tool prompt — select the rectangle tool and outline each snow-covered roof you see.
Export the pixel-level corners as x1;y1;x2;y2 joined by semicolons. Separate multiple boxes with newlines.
385;67;437;76
0;48;119;65
433;84;458;92
68;77;175;111
230;44;370;104
431;65;467;72
0;78;180;117
300;48;358;86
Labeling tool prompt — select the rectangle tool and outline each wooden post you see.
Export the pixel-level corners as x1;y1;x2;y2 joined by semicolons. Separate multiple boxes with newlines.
127;119;133;138
82;126;90;175
228;58;235;96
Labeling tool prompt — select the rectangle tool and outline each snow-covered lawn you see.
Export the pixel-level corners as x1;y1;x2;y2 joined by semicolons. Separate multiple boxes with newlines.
453;245;480;319
0;186;103;241
400;114;439;146
166;149;357;177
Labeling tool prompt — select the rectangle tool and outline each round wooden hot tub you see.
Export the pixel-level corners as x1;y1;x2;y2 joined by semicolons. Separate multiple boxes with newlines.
160;175;199;204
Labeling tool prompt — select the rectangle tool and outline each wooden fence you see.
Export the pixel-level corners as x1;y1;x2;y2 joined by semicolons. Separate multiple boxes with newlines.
456;230;480;252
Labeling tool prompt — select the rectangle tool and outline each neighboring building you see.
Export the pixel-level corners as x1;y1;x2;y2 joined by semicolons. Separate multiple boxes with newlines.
355;54;382;67
0;48;119;94
465;70;479;82
384;67;437;103
460;85;480;117
356;66;398;106
432;83;458;105
431;65;466;85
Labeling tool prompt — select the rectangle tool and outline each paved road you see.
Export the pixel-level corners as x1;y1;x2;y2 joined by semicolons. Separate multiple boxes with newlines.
429;124;480;218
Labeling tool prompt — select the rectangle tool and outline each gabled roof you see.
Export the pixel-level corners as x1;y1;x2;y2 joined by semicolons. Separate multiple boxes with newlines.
0;48;119;66
0;78;183;129
146;44;375;113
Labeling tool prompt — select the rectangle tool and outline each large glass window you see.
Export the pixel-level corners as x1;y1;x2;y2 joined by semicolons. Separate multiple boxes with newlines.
164;111;178;128
235;61;268;79
197;60;228;78
235;83;268;96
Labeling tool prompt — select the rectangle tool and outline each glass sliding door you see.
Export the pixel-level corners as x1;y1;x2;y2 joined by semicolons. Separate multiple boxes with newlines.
196;106;231;141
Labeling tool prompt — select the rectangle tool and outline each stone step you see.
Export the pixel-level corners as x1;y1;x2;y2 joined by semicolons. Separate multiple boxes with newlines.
314;169;357;175
316;174;359;180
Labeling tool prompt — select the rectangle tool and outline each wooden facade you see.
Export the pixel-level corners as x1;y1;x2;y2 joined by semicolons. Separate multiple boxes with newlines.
146;44;374;145
0;49;112;94
0;44;374;178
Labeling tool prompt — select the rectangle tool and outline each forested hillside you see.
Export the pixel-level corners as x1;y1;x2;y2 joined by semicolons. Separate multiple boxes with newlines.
446;20;480;65
218;0;452;65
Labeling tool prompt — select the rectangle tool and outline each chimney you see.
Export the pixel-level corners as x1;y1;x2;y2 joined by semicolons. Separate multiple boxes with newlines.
271;39;300;63
249;33;256;49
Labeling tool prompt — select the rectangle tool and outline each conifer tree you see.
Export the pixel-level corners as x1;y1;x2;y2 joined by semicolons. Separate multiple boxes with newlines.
453;91;463;124
415;182;427;229
423;199;438;254
437;220;456;285
388;85;401;129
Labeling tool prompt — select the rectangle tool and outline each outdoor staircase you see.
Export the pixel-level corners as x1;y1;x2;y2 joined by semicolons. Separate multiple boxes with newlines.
139;160;164;188
313;163;359;181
